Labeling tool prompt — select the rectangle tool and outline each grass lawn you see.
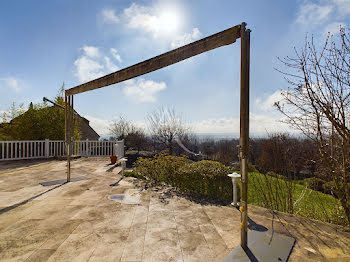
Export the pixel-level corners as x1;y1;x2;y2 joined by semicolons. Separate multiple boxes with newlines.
246;172;347;226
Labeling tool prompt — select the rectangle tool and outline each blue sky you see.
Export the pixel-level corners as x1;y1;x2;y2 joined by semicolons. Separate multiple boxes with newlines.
1;0;349;137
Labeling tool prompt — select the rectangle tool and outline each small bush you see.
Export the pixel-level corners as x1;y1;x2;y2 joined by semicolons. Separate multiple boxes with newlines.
322;181;350;198
298;177;326;192
322;181;338;196
232;162;258;172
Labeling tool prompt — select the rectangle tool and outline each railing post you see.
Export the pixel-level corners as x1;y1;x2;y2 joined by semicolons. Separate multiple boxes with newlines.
86;139;89;156
45;139;50;158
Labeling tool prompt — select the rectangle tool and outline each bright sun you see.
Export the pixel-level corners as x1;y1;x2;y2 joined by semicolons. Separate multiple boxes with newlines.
158;11;181;34
155;3;184;37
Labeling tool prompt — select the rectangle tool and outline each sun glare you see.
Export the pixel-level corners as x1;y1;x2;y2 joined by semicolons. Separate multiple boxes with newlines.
155;3;184;37
158;11;180;34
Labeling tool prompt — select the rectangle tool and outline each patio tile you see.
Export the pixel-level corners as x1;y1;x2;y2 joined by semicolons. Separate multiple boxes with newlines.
46;233;101;262
25;249;56;262
142;227;183;262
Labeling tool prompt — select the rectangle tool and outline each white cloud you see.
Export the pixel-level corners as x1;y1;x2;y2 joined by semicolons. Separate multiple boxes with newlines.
83;115;148;136
188;91;290;135
122;78;166;103
295;0;350;31
332;0;350;16
102;9;119;24
110;48;122;63
74;56;104;83
74;45;121;83
73;46;166;103
171;28;202;48
104;56;119;72
193;113;290;135
123;3;158;36
255;90;284;112
250;113;290;134
0;77;21;93
81;45;100;58
84;115;111;136
194;117;238;134
296;2;333;25
324;21;346;35
103;2;188;40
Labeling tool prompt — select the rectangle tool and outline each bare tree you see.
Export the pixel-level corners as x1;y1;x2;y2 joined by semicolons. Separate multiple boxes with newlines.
109;116;131;140
276;28;350;225
126;125;147;152
212;139;238;165
109;116;147;152
147;107;190;155
257;134;307;176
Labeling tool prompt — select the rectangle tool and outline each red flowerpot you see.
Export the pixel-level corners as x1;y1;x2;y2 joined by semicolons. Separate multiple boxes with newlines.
110;155;117;164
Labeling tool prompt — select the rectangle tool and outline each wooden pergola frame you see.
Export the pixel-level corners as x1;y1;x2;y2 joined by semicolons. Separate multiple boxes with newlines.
65;22;250;249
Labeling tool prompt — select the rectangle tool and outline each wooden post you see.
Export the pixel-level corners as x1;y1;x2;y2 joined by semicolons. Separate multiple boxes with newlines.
65;95;69;181
67;95;71;182
71;95;74;158
239;22;250;249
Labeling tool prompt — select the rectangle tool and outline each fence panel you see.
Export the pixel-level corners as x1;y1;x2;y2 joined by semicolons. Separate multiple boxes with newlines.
0;140;120;161
0;140;46;160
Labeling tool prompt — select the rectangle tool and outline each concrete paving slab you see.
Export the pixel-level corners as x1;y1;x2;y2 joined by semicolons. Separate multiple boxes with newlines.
39;177;88;186
88;233;127;262
25;249;56;262
46;233;101;262
39;234;70;250
143;227;183;262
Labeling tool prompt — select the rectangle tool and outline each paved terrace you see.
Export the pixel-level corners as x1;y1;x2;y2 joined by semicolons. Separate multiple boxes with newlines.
0;158;349;262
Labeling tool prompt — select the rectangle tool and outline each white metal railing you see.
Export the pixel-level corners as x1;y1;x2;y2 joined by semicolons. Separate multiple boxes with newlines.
0;139;122;161
73;140;117;157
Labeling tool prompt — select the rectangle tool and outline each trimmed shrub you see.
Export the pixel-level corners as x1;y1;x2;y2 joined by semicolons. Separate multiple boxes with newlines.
133;154;232;201
177;160;232;200
133;153;189;186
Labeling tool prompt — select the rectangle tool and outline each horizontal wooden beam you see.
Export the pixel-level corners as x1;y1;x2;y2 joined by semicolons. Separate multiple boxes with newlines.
66;25;241;96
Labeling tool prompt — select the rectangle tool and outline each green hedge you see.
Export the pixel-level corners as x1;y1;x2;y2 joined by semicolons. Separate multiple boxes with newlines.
133;154;233;200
